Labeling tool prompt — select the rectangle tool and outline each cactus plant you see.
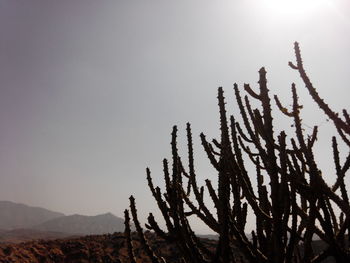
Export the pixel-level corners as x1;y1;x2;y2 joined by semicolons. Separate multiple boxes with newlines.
124;43;350;263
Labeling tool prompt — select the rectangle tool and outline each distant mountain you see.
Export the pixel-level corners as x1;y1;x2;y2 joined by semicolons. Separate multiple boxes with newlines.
197;234;219;240
0;201;65;230
0;201;126;239
34;212;125;235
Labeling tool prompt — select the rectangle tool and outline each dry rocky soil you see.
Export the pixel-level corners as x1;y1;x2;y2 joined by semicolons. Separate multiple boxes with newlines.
0;232;338;262
0;232;218;263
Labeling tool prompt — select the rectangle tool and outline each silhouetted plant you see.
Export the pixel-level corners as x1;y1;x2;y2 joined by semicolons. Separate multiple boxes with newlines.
124;43;350;263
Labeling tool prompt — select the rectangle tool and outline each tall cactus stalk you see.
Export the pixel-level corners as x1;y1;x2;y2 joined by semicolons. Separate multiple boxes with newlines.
124;43;350;263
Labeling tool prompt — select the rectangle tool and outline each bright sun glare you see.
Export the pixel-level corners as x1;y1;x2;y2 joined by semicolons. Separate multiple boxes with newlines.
262;0;331;18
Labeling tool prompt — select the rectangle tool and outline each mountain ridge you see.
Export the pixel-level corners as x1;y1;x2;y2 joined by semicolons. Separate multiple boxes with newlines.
33;212;125;235
0;201;126;240
0;201;65;230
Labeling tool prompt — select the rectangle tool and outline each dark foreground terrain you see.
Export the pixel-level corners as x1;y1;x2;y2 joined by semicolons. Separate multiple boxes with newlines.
0;232;219;263
0;232;341;263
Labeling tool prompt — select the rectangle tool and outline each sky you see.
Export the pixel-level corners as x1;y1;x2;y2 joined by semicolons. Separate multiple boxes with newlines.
0;0;349;234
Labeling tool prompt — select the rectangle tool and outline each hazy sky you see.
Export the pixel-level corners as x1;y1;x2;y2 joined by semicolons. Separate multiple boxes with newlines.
0;0;349;233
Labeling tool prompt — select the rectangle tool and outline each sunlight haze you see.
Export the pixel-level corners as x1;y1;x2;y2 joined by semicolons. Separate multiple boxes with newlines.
0;0;349;234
